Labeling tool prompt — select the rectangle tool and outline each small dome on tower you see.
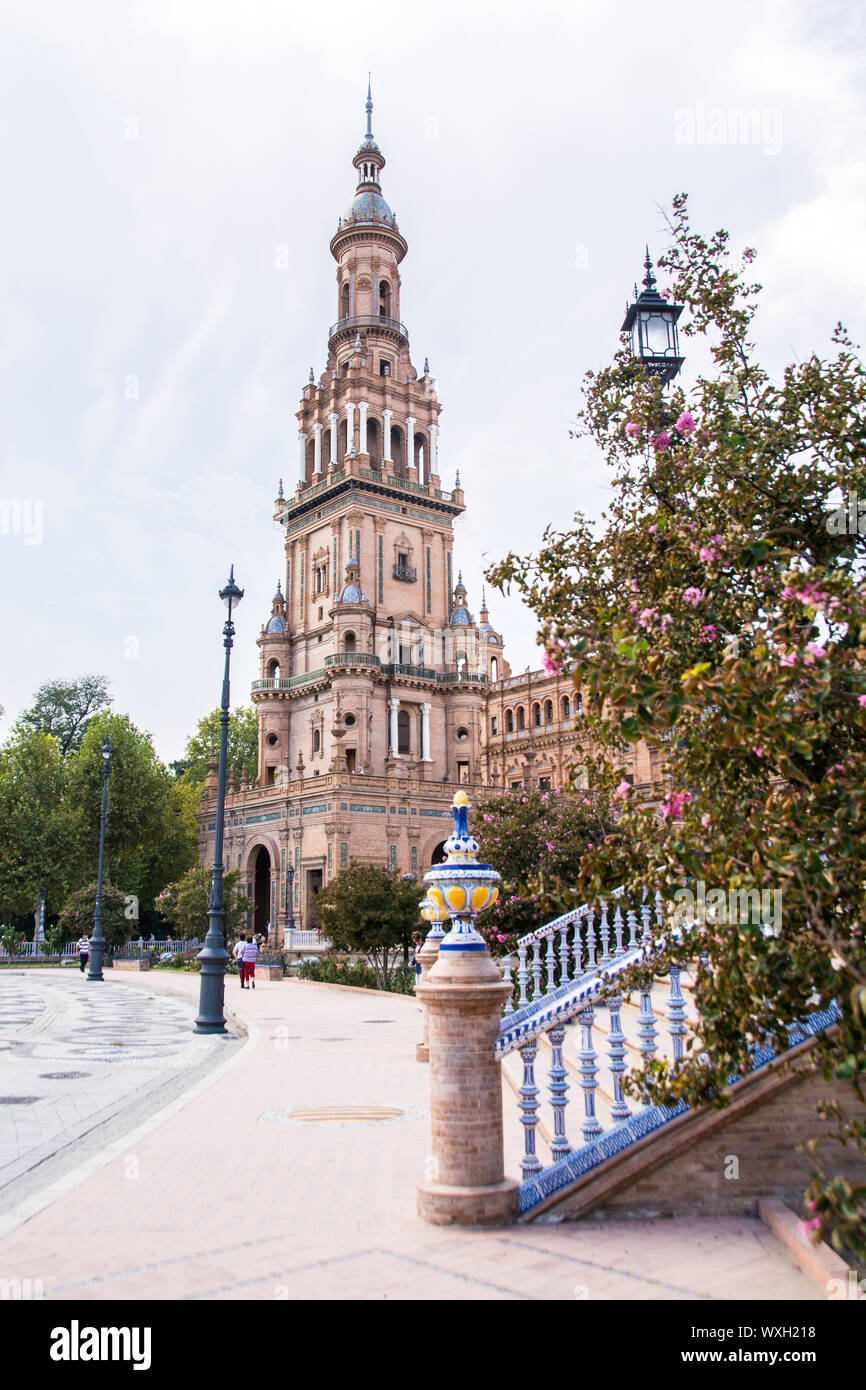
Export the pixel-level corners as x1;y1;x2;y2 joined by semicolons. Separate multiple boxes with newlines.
450;571;472;626
339;558;367;604
265;579;286;633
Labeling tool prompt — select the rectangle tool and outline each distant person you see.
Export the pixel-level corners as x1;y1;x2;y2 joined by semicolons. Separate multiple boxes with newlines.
232;937;246;988
243;935;259;989
77;934;90;974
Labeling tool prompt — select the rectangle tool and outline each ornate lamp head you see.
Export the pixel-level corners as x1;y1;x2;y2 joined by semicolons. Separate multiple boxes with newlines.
423;791;501;953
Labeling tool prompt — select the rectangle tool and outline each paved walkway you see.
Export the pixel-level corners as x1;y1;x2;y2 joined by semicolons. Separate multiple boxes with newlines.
0;969;819;1300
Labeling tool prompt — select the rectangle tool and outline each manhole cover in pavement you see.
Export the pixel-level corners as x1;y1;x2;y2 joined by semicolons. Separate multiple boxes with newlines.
38;1072;91;1080
263;1105;405;1125
0;1096;43;1105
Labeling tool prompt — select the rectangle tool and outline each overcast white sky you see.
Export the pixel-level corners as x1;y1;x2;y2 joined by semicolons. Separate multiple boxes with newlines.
1;0;864;762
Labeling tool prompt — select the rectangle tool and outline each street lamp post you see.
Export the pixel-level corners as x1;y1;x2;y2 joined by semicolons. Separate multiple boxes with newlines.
87;734;113;982
286;865;295;933
195;566;244;1034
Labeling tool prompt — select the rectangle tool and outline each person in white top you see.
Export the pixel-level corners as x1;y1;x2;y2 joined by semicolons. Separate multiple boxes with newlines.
77;935;90;974
232;936;246;988
242;936;259;989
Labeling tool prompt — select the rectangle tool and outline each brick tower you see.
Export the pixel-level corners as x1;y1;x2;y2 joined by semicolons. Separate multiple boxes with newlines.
199;87;507;942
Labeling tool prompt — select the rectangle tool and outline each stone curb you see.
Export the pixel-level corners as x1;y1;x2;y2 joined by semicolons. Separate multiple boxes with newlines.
758;1198;855;1298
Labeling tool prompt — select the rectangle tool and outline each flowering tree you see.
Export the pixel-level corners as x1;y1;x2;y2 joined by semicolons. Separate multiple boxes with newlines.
471;788;613;955
488;194;866;1258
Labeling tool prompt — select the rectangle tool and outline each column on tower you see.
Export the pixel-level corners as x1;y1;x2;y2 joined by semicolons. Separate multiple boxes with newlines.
420;702;433;761
383;409;393;462
358;401;368;454
313;423;323;474
329;412;338;468
406;415;416;476
429;423;439;478
346;401;356;457
298;430;307;482
388;697;400;756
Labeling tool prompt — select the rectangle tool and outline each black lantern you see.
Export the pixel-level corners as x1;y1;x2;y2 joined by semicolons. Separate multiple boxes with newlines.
621;247;684;384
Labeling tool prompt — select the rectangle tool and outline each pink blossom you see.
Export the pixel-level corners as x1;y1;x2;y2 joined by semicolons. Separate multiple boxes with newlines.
675;410;695;434
659;288;670;300
624;421;640;439
752;746;763;758
698;546;720;565
701;813;712;828
806;1199;817;1214
660;613;673;631
805;642;827;661
797;1218;822;1239
711;534;722;544
542;652;561;675
780;651;797;667
698;624;718;642
545;841;556;852
683;587;704;606
649;524;657;534
660;789;692;821
652;430;671;451
638;608;657;629
615;781;632;800
858;695;866;708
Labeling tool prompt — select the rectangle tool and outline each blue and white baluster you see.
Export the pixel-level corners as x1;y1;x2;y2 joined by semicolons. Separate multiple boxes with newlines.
584;909;597;973
572;913;584;981
654;889;665;937
502;955;514;1015
558;921;571;988
577;1006;602;1142
545;930;557;996
636;979;658;1091
516;942;529;1009
666;965;687;1064
640;894;653;948
606;992;631;1122
518;1039;543;1179
613;903;625;957
530;938;543;1002
626;904;639;951
599;900;612;966
547;1025;571;1159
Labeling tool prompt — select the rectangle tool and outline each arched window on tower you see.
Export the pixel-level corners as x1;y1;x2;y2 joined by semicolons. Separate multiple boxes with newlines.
517;707;526;732
490;656;499;682
313;729;321;753
379;280;391;318
366;417;380;463
397;709;410;755
532;702;541;727
267;660;280;682
545;699;553;724
562;695;571;720
341;282;350;319
505;708;514;733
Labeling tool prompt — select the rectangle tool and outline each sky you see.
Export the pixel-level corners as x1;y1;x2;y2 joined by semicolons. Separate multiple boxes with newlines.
1;0;865;763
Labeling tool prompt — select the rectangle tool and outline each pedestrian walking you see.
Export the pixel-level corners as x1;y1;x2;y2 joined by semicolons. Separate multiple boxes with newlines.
77;934;90;974
242;935;259;989
232;936;246;987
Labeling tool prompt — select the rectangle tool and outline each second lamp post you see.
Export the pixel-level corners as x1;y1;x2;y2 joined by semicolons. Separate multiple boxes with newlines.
195;566;243;1034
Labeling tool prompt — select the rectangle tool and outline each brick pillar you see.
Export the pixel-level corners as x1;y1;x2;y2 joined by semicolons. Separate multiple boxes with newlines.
417;944;519;1225
415;929;442;1063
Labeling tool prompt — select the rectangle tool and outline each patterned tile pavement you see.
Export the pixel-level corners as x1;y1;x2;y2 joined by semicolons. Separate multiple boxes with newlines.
0;969;820;1300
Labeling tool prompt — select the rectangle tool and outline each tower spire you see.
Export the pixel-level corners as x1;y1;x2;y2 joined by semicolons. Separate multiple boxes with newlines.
642;244;657;292
366;74;373;138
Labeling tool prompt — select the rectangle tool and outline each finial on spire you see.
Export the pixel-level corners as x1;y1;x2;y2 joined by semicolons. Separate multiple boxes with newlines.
276;578;282;595
277;477;284;499
309;367;314;383
424;356;430;374
365;75;373;138
455;470;461;488
642;245;657;293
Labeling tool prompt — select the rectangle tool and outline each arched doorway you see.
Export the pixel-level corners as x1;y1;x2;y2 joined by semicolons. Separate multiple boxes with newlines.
254;847;271;937
430;841;448;866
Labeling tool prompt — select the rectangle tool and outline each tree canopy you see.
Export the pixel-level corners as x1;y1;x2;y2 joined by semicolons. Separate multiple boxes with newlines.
156;866;248;942
18;675;112;756
489;193;866;1259
316;862;424;987
178;706;258;793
